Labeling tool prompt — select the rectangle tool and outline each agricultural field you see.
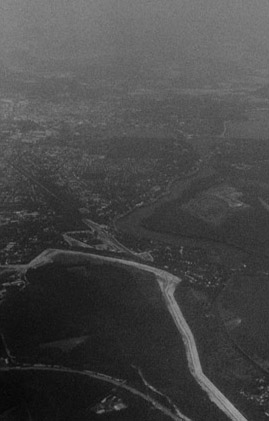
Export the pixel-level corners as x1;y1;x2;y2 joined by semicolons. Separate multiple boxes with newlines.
217;274;269;372
0;259;224;421
225;108;269;140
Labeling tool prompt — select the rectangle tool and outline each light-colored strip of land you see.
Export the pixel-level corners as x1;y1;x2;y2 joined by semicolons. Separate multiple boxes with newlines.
28;249;249;421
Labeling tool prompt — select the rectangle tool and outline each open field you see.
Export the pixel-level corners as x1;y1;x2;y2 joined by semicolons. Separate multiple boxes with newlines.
143;176;269;253
182;195;229;226
225;109;269;139
181;184;249;227
0;253;226;421
218;275;269;371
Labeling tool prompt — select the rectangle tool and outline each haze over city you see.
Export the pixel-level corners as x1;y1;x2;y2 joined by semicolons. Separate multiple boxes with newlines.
1;0;269;72
1;1;269;421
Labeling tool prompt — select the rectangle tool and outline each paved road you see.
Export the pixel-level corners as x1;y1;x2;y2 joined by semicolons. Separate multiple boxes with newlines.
159;279;248;421
28;249;249;421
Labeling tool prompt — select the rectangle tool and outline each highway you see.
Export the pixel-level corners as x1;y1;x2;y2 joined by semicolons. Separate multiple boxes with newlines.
28;248;249;421
159;278;248;421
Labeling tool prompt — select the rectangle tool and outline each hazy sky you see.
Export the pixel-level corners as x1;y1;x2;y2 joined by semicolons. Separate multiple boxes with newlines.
1;0;269;69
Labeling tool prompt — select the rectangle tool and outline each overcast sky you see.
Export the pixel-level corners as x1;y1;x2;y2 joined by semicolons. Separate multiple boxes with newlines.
1;0;269;70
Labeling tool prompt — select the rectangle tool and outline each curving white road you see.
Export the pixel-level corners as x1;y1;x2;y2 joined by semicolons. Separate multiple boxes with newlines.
28;249;249;421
